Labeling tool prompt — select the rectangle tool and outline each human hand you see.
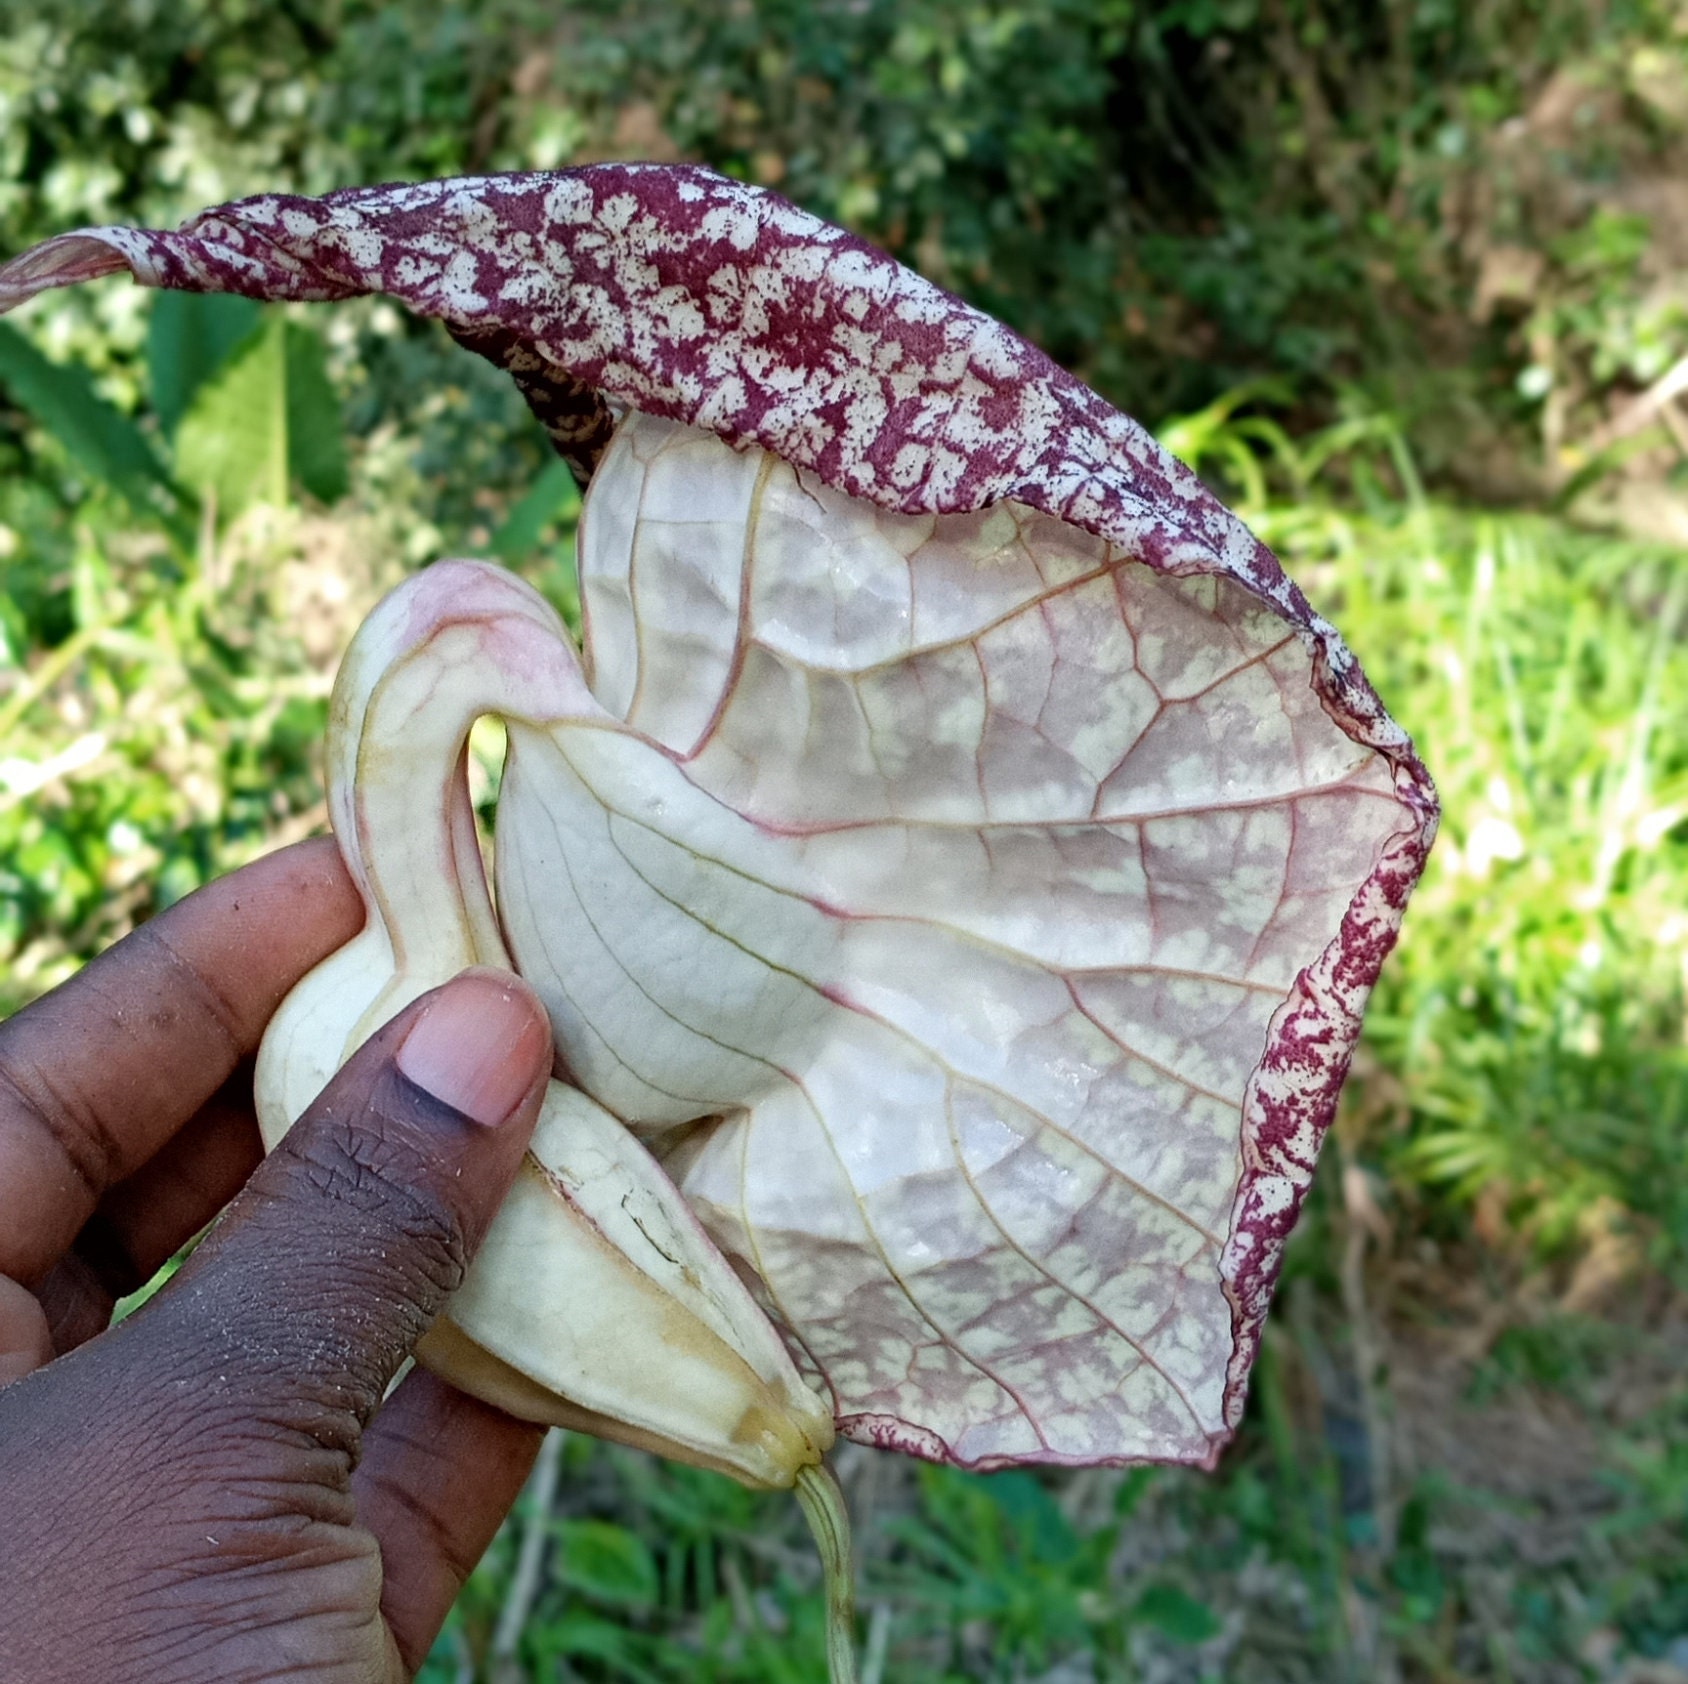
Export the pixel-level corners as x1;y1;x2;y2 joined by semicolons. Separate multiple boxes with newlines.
0;838;556;1682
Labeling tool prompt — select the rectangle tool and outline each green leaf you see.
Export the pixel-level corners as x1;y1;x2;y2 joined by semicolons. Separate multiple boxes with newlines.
0;593;25;669
987;1471;1080;1566
551;1519;660;1611
0;321;183;521
147;290;261;437
1133;1582;1221;1645
174;317;289;520
170;313;347;517
283;321;348;504
489;455;580;560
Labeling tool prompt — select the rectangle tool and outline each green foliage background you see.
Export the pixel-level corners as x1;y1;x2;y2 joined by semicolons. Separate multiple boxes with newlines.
2;3;1686;1680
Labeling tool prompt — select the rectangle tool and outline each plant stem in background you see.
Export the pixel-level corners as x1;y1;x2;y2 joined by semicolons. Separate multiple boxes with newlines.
490;1428;564;1680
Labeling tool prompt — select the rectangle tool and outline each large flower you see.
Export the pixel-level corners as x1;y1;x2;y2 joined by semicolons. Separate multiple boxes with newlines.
0;167;1437;1479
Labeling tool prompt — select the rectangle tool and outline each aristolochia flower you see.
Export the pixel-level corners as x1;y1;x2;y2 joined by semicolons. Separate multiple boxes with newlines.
1;165;1436;1676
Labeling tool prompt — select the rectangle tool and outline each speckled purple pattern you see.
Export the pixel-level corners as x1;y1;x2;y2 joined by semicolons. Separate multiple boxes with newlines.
0;165;1437;1464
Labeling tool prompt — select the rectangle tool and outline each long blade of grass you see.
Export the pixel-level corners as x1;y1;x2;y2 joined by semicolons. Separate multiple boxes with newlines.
0;321;190;538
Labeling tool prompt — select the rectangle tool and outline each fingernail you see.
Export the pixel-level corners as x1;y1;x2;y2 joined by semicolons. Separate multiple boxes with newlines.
395;971;550;1127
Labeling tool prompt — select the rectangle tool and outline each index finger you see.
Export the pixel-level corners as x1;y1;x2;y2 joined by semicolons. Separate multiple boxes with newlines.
0;837;361;1287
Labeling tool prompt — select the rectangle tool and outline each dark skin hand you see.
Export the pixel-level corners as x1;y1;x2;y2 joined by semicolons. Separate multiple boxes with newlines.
0;837;556;1682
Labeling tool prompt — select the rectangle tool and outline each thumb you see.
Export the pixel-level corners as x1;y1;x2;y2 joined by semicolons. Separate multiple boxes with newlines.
149;967;552;1433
